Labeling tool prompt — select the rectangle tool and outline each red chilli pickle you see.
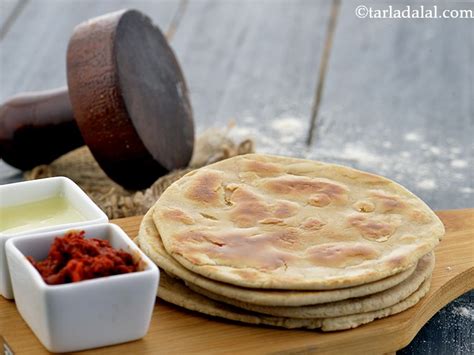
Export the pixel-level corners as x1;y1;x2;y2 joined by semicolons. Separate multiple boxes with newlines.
28;230;139;285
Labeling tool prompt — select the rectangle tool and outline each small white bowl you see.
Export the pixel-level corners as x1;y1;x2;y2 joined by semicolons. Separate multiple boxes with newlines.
6;223;159;353
0;176;108;299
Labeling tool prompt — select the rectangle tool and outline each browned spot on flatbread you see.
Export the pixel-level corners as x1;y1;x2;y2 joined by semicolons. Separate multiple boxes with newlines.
348;215;398;242
301;217;326;231
228;187;271;227
408;209;433;224
160;208;195;225
263;176;349;204
269;228;301;249
174;231;226;247
386;254;408;268
353;200;375;213
232;269;260;282
308;193;331;207
370;190;405;212
227;188;300;227
259;217;285;225
172;231;226;264
243;159;284;177
185;170;222;204
173;229;297;271
272;200;300;218
306;243;380;268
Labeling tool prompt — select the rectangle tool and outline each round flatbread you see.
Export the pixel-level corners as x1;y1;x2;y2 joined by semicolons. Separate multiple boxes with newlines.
138;207;418;306
157;270;432;331
153;154;444;289
187;253;434;318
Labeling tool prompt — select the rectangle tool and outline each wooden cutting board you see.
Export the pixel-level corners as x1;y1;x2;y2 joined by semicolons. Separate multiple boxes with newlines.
1;209;473;354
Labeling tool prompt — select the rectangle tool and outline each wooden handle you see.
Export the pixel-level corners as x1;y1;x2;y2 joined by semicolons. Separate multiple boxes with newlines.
0;88;84;170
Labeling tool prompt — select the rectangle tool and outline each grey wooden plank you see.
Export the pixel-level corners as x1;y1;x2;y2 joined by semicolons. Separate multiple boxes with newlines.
308;2;473;354
0;0;19;27
309;0;473;211
0;0;181;101
0;0;24;35
1;0;25;183
171;0;331;157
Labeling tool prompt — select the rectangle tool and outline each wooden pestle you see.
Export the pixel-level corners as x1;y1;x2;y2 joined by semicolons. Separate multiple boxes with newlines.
0;9;194;190
0;88;83;171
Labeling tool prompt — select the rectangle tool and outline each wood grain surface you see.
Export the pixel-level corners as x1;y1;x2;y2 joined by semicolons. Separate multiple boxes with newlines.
308;0;474;210
172;0;331;156
0;0;25;39
0;0;180;102
0;209;472;355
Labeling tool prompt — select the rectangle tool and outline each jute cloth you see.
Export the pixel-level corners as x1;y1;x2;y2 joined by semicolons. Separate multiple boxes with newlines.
25;129;253;219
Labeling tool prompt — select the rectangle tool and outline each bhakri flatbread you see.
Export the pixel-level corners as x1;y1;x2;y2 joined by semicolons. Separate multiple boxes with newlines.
138;207;418;306
158;271;432;331
153;154;444;289
187;253;434;318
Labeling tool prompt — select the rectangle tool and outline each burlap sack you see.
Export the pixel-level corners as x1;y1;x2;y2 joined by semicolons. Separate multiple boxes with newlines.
25;128;253;219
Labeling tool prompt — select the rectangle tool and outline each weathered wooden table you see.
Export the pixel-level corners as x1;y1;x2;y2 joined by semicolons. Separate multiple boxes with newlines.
1;1;472;354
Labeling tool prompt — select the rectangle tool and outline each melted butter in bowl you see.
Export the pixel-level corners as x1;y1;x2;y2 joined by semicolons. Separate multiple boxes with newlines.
0;196;86;235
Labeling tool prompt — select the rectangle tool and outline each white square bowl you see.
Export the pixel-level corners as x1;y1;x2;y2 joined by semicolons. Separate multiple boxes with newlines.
0;176;108;299
6;223;159;353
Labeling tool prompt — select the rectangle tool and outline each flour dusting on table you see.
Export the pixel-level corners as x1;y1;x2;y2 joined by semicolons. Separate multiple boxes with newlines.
229;121;472;209
417;179;437;190
404;132;422;142
451;160;468;168
452;306;474;321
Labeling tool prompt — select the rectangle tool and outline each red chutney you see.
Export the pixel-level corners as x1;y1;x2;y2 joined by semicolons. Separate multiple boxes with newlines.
28;230;139;285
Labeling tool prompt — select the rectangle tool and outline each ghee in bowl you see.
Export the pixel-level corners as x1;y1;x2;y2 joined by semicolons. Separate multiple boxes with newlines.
0;196;86;235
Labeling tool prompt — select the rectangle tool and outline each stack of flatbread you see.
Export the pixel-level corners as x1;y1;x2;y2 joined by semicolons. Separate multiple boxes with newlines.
137;154;445;331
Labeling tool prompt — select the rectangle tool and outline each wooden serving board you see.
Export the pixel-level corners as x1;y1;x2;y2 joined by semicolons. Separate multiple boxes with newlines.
1;209;473;354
